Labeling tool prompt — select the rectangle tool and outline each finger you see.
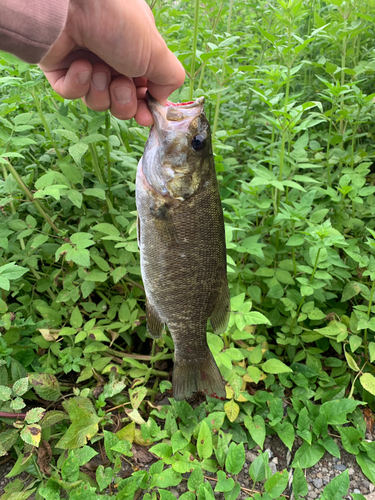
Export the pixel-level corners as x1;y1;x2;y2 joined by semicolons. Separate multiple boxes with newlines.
135;99;153;127
83;63;111;112
109;77;137;120
41;59;93;99
145;44;186;104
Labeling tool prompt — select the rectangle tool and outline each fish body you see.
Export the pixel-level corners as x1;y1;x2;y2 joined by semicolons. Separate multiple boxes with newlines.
136;93;229;400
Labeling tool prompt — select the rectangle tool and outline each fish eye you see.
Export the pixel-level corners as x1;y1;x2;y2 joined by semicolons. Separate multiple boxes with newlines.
191;134;206;151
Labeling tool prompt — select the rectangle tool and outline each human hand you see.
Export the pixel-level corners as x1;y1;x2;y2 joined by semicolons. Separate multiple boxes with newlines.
38;0;185;126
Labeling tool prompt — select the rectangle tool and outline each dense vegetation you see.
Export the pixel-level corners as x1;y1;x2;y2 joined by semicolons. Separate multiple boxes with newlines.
1;0;375;498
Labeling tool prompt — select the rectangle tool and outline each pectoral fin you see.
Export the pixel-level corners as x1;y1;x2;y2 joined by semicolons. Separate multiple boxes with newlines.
210;284;230;334
150;203;179;244
146;299;165;339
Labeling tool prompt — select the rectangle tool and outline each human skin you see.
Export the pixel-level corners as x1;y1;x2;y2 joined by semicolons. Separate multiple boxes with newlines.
38;0;186;126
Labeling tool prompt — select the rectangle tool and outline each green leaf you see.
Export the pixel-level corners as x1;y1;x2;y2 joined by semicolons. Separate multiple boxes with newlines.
338;427;361;455
85;187;106;200
292;442;325;468
244;415;266;449
349;335;362;353
68;190;83;208
171;430;188;454
25;407;45;424
197;421;213;460
55;399;101;449
344;350;359;372
69;142;88;165
321;399;363;425
249;452;269;482
249;344;263;364
96;465;113;491
187;466;204;493
159;490;180;500
264;469;289;499
360;373;375;396
154;467;182;488
341;282;362;302
225;442;245;475
274;421;295;451
40;410;69;429
262;359;292;374
293;466;308;497
74;445;98;466
61;450;80;482
59;161;84;185
29;373;61;401
70;306;83;329
85;269;108;282
12;377;28;397
356;452;375;484
314;321;347;337
215;470;235;492
321;469;349;500
319;436;340;458
92;223;120;236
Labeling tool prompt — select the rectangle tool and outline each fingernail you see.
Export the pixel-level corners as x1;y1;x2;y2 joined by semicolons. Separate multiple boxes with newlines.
114;87;132;104
92;72;108;91
77;70;91;84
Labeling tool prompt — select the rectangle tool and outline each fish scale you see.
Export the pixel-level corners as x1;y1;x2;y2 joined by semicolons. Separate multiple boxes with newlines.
136;93;230;400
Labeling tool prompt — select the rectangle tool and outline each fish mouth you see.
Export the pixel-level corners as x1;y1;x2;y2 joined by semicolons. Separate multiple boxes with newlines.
146;92;205;129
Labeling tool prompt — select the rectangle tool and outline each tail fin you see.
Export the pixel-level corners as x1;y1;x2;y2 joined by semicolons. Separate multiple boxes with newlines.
172;352;225;401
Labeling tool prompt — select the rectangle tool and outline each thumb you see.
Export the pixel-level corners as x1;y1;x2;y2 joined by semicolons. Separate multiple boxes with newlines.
144;42;186;104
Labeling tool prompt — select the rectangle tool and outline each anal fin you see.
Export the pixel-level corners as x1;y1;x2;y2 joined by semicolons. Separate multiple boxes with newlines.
146;299;165;339
210;284;230;334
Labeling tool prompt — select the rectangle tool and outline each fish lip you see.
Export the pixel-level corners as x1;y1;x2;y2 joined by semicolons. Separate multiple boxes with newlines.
146;91;205;111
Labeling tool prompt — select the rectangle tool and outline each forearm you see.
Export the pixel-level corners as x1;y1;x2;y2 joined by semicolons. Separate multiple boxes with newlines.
0;0;69;63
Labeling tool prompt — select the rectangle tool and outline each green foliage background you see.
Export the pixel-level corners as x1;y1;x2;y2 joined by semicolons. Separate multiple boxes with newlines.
1;0;375;498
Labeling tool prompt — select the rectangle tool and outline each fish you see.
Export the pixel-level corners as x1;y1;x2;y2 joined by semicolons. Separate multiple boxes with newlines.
136;92;230;401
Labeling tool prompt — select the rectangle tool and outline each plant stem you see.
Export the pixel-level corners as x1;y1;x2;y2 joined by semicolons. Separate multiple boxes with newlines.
189;0;200;100
290;248;321;332
88;144;118;227
5;160;60;234
212;0;234;139
30;88;63;161
364;280;375;362
105;112;114;206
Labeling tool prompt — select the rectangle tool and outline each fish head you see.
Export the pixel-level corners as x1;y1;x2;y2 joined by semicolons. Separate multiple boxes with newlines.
142;92;213;200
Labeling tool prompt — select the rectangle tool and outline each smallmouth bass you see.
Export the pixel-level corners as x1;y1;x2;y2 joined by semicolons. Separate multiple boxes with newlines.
136;93;230;400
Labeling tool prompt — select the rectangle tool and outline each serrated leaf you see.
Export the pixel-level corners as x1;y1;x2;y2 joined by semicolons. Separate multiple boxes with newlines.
12;377;28;397
20;424;41;447
25;407;45;424
29;373;61;401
